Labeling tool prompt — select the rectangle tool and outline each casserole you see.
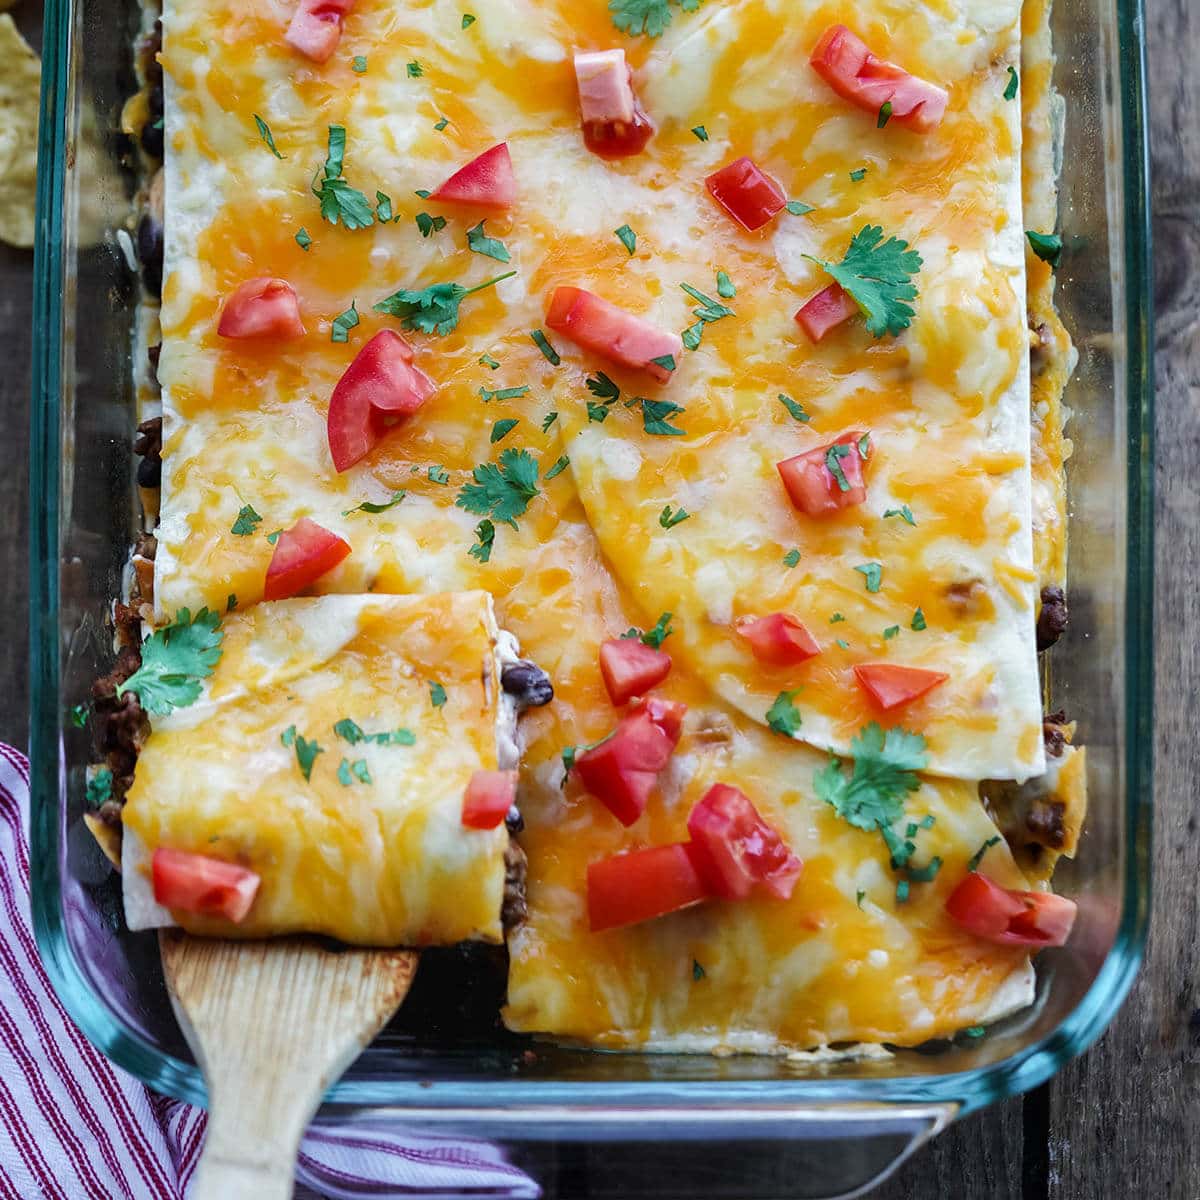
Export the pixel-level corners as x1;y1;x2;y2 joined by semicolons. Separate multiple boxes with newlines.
29;0;1152;1195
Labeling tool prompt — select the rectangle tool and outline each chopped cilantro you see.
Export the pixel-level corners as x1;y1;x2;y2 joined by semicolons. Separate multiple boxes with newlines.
587;401;612;423
967;835;1002;873
491;418;519;443
1026;230;1063;267
825;443;852;492
331;301;359;343
312;125;374;230
849;167;867;182
883;625;900;640
415;188;431;198
855;562;883;593
467;219;511;263
877;101;892;128
456;447;540;528
530;329;561;365
895;879;910;903
415;211;447;237
615;224;637;255
375;191;393;222
830;613;845;623
541;411;558;432
911;608;926;632
281;726;324;782
428;466;450;485
479;354;501;369
778;393;810;422
650;353;677;373
681;322;704;351
783;548;801;568
352;55;368;73
609;0;704;39
1003;66;1019;100
406;60;423;77
692;959;706;981
884;504;916;526
337;757;373;785
295;227;312;251
805;224;922;338
716;270;735;298
343;490;405;515
691;125;709;141
587;372;620;402
116;608;224;716
434;117;449;131
462;12;476;27
266;529;282;544
333;718;415;746
479;384;530;403
544;454;570;481
835;638;850;649
253;115;284;159
374;271;516;336
904;856;942;883
785;199;814;215
469;518;496;563
230;504;262;536
766;689;802;738
622;611;674;649
639;397;686;436
660;504;690;528
961;1025;987;1041
681;282;734;324
69;703;88;728
814;722;927;832
429;680;447;707
856;889;866;909
85;768;113;809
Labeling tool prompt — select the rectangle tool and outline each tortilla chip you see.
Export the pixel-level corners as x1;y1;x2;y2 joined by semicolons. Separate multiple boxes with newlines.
0;14;40;248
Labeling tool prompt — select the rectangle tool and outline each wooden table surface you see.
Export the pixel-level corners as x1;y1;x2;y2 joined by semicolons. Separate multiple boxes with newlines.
0;1;1194;1196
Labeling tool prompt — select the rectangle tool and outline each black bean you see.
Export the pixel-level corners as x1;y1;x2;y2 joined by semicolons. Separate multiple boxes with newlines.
504;805;524;834
1036;585;1069;651
137;213;163;297
501;660;554;709
137;455;161;488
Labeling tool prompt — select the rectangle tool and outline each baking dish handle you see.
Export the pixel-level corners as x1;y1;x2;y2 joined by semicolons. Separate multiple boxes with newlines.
300;1101;959;1199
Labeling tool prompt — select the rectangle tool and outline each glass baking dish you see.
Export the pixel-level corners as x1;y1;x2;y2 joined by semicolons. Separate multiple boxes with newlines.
28;0;1153;1194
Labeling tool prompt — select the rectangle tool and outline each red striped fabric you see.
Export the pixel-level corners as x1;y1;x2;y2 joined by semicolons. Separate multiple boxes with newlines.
0;748;535;1198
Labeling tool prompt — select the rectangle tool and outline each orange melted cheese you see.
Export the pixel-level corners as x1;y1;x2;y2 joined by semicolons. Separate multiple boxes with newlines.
151;0;1066;1046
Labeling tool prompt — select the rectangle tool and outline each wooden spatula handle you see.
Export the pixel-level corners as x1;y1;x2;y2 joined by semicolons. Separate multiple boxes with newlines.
161;931;419;1198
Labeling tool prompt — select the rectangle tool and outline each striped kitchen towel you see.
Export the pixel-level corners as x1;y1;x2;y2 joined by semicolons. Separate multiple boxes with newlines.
0;746;537;1199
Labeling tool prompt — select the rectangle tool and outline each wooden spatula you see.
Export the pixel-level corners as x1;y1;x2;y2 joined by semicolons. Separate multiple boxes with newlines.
160;929;419;1200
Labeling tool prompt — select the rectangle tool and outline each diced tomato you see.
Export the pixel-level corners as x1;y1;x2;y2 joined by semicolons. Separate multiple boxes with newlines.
461;769;518;830
853;663;948;711
736;614;821;667
327;330;437;471
705;157;787;232
777;432;869;517
587;842;709;932
430;143;516;210
795;283;860;343
152;848;261;923
686;784;802;901
945;873;1077;948
599;638;672;706
217;277;305;341
810;24;948;134
284;0;354;63
575;49;654;159
574;699;686;826
545;287;683;383
263;517;351;601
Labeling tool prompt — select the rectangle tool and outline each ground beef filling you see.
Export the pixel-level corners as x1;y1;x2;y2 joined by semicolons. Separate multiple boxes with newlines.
1037;585;1069;650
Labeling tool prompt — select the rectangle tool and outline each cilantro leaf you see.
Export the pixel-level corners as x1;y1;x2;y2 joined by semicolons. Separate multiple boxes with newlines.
778;393;810;422
479;354;501;369
266;529;282;544
352;55;368;73
883;625;900;640
716;271;735;298
374;271;515;336
588;401;612;423
691;125;708;141
615;224;637;255
650;353;677;373
785;199;814;215
331;301;359;343
69;703;89;728
407;60;423;77
375;191;393;222
660;504;690;528
877;101;892;128
911;607;927;631
462;13;476;28
295;227;312;251
967;835;1002;872
491;418;519;443
825;443;852;492
855;562;883;593
469;518;496;563
544;454;570;481
467;220;511;263
681;282;734;324
541;411;558;432
681;322;704;351
884;504;916;526
1003;65;1019;100
456;447;540;528
337;757;373;785
334;719;411;751
830;613;845;623
783;548;801;568
428;466;450;484
434;116;449;131
312;126;374;230
480;385;530;402
626;612;673;648
805;225;922;337
766;690;802;737
231;505;262;536
692;958;706;981
1026;230;1063;267
639;397;686;436
586;372;621;403
849;167;867;182
813;722;928;832
530;329;561;365
343;490;405;515
86;767;113;808
281;726;324;782
609;0;703;37
429;680;447;707
116;608;224;716
253;115;284;159
416;211;447;237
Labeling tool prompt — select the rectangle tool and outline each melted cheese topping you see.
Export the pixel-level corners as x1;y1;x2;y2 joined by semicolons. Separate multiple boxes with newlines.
150;0;1068;1046
122;592;509;945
